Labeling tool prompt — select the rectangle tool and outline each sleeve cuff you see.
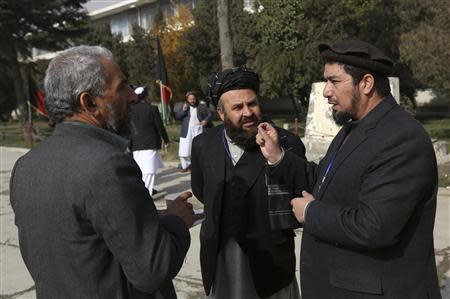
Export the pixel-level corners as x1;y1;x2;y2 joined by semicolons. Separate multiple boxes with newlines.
267;147;285;166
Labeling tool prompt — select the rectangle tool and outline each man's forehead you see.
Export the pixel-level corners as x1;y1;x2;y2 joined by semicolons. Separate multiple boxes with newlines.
220;89;257;101
323;63;347;78
100;57;123;78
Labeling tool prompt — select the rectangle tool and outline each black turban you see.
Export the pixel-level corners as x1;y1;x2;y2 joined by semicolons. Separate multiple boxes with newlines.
319;40;393;76
206;66;259;107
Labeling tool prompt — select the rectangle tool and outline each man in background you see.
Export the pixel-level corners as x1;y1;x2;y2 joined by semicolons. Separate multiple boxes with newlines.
176;91;212;172
130;86;169;196
10;45;198;299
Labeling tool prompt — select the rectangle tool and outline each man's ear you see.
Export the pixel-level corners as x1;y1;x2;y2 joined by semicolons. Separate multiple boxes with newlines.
360;74;375;95
79;92;97;112
216;106;225;121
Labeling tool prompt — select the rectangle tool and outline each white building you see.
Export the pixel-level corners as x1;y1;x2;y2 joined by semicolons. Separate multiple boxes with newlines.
32;0;197;60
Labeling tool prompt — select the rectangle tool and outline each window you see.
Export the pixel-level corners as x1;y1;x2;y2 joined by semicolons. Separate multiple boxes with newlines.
110;13;129;38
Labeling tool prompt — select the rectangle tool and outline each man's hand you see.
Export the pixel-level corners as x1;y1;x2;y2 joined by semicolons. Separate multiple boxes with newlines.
256;122;282;164
200;120;207;127
165;191;203;228
291;191;315;224
182;103;188;111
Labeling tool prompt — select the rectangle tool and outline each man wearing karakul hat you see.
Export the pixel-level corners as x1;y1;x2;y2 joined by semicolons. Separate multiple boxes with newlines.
191;66;312;298
257;40;441;298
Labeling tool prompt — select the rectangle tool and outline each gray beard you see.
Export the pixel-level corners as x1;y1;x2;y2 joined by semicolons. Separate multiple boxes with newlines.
105;104;131;138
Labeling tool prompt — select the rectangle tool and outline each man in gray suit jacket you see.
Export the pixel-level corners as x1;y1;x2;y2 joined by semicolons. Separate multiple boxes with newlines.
10;46;199;299
257;40;441;298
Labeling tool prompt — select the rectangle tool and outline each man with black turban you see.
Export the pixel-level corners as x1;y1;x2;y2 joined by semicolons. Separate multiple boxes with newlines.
191;66;311;298
257;40;441;298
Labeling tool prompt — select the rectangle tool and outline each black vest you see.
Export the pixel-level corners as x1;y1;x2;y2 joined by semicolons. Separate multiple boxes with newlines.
219;152;251;249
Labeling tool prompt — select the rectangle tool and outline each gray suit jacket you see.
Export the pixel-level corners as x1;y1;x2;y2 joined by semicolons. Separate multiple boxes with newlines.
10;121;190;299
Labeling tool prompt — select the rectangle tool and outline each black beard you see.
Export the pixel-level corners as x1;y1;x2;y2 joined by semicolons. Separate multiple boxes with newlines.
224;115;260;150
332;89;360;126
332;110;353;126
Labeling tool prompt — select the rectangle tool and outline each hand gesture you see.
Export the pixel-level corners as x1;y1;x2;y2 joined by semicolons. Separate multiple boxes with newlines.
256;122;282;164
166;191;203;228
291;191;315;224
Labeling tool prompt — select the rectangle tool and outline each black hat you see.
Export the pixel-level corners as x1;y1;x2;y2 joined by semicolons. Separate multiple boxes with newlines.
206;66;259;107
319;40;393;76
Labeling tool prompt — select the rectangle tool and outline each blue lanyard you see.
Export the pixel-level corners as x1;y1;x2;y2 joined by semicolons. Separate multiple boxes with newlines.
318;150;338;191
318;129;350;190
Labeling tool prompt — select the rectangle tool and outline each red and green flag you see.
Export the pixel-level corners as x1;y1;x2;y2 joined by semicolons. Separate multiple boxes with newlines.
156;36;172;124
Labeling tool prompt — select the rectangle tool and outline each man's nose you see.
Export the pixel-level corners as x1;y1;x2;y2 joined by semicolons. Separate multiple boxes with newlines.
323;82;332;98
242;104;253;117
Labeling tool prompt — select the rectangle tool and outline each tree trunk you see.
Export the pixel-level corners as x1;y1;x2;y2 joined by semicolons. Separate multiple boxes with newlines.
217;0;233;69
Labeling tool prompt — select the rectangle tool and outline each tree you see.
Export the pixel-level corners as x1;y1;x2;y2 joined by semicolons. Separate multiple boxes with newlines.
398;0;450;94
125;24;156;94
77;21;130;79
217;0;234;69
0;0;88;117
183;0;221;94
159;4;197;101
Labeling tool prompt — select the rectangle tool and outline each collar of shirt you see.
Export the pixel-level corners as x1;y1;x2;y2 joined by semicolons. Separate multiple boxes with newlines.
224;130;245;166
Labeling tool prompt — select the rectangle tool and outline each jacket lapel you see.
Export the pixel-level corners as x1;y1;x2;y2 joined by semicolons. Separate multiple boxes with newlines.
312;125;350;197
315;95;398;200
205;127;226;214
315;125;367;200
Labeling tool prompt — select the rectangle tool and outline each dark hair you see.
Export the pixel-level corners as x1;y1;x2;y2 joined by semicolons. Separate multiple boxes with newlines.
185;91;197;101
342;64;391;97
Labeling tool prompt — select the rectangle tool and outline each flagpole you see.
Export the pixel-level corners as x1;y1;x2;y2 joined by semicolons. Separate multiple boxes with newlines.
159;82;167;126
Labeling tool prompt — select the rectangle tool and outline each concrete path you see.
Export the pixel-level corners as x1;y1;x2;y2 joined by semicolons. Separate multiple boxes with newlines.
1;146;449;298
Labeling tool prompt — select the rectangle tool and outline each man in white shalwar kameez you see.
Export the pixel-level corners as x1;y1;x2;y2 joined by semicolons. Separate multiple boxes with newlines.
130;86;169;195
176;91;212;172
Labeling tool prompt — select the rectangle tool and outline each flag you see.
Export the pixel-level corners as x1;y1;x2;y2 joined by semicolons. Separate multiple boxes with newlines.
28;73;47;116
156;36;172;104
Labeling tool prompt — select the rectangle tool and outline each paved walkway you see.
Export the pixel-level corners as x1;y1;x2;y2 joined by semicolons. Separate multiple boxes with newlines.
1;146;449;298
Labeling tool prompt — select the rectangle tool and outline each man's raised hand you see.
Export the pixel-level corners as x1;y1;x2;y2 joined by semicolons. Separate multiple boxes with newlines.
257;122;282;164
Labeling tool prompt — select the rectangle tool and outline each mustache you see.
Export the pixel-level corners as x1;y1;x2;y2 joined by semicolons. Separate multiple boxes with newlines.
240;115;260;124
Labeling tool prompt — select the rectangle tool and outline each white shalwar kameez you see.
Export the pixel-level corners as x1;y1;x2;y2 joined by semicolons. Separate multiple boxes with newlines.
132;149;164;195
178;106;203;169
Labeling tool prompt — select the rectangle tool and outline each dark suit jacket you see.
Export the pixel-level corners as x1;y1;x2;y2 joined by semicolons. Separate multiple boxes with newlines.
277;95;441;298
175;104;212;138
10;121;190;299
191;124;308;297
130;101;169;151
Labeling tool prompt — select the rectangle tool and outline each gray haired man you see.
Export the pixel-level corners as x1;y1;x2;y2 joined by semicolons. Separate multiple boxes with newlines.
10;45;199;298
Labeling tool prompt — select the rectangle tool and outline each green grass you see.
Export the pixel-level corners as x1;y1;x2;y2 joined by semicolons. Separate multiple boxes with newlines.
438;175;450;187
420;118;450;152
0;121;53;148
